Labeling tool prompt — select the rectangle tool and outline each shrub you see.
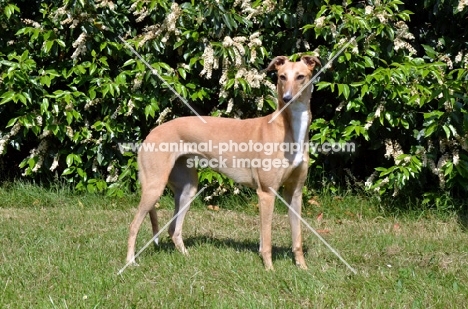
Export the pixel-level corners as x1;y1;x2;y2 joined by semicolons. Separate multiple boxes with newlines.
0;0;467;205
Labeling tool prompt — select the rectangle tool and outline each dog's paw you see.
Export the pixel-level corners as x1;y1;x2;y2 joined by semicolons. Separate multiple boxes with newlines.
125;258;139;267
295;261;308;270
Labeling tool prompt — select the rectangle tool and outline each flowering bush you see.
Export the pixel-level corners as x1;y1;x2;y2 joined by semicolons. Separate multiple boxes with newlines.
0;0;467;205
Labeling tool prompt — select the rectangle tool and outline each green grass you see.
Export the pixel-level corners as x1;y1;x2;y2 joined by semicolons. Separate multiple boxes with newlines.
1;182;468;308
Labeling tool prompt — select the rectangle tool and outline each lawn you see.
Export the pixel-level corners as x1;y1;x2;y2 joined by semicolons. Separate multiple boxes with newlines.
0;183;467;308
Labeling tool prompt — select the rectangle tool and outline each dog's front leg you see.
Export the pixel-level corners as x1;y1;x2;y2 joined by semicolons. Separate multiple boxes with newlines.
283;164;308;269
257;188;276;270
284;183;307;269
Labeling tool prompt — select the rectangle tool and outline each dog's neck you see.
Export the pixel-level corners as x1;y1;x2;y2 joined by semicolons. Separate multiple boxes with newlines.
289;101;311;145
275;87;312;145
273;86;312;167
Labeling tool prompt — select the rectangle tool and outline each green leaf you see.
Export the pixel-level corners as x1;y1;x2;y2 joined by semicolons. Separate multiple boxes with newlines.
442;125;451;138
360;84;368;98
363;56;374;68
43;40;54;53
342;84;350;99
421;44;437;59
40;75;51;87
174;39;185;49
4;4;19;19
0;91;16;105
337;84;350;99
66;154;75;167
178;67;187;79
123;59;135;67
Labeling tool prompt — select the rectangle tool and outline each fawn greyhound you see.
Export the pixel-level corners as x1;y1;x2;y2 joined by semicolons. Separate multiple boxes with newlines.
125;55;321;270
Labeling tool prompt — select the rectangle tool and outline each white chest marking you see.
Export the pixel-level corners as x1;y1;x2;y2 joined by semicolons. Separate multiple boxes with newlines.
290;103;309;167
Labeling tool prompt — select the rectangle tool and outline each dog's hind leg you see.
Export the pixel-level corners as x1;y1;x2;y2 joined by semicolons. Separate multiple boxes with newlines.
149;207;159;245
126;182;166;264
126;154;171;264
167;157;199;255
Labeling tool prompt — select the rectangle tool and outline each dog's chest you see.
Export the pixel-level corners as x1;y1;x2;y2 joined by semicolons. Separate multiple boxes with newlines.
290;104;310;166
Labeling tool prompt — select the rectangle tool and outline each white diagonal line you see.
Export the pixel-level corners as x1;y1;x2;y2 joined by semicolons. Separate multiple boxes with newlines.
269;187;357;274
268;37;356;123
118;35;207;124
117;186;207;275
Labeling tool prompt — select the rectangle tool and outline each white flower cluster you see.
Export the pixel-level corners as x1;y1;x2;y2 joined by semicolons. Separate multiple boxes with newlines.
226;98;234;114
295;39;311;51
40;130;51;139
376;12;388;24
256;96;264;111
457;0;468;12
84;98;101;110
36;115;43;127
233;0;275;21
439;54;453;70
132;72;143;90
248;32;262;63
220;33;264;70
203;183;228;202
51;6;69;23
314;16;326;29
364;171;378;189
66;126;74;139
50;154;59;172
393;21;416;54
200;43;217;79
27;139;49;174
223;36;246;67
219;58;231;89
364;103;384;130
53;6;93;29
133;6;148;23
165;3;181;33
95;0;115;10
22;18;41;29
71;32;87;60
364;6;373;15
106;161;119;183
384;139;404;164
234;68;266;89
454;51;468;69
111;105;121;119
125;99;135;117
365;170;395;196
421;136;463;189
443;100;453;112
455;133;468;152
0;123;21;155
156;107;172;125
335;101;345;112
351;40;359;54
136;3;182;46
372;176;390;193
427;152;450;189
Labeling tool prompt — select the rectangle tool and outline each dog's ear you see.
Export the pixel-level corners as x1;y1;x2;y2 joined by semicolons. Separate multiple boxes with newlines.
266;56;288;71
301;55;321;71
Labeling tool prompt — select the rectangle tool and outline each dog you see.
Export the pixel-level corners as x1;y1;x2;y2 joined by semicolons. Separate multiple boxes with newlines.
125;55;320;270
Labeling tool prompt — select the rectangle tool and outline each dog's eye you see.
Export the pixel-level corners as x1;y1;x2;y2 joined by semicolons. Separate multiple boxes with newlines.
297;75;305;80
279;75;287;81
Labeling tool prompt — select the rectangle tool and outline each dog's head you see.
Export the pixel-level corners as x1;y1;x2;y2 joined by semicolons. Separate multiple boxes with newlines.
266;56;321;104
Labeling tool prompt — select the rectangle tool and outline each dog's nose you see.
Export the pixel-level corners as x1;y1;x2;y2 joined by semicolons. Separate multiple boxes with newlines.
283;94;292;103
